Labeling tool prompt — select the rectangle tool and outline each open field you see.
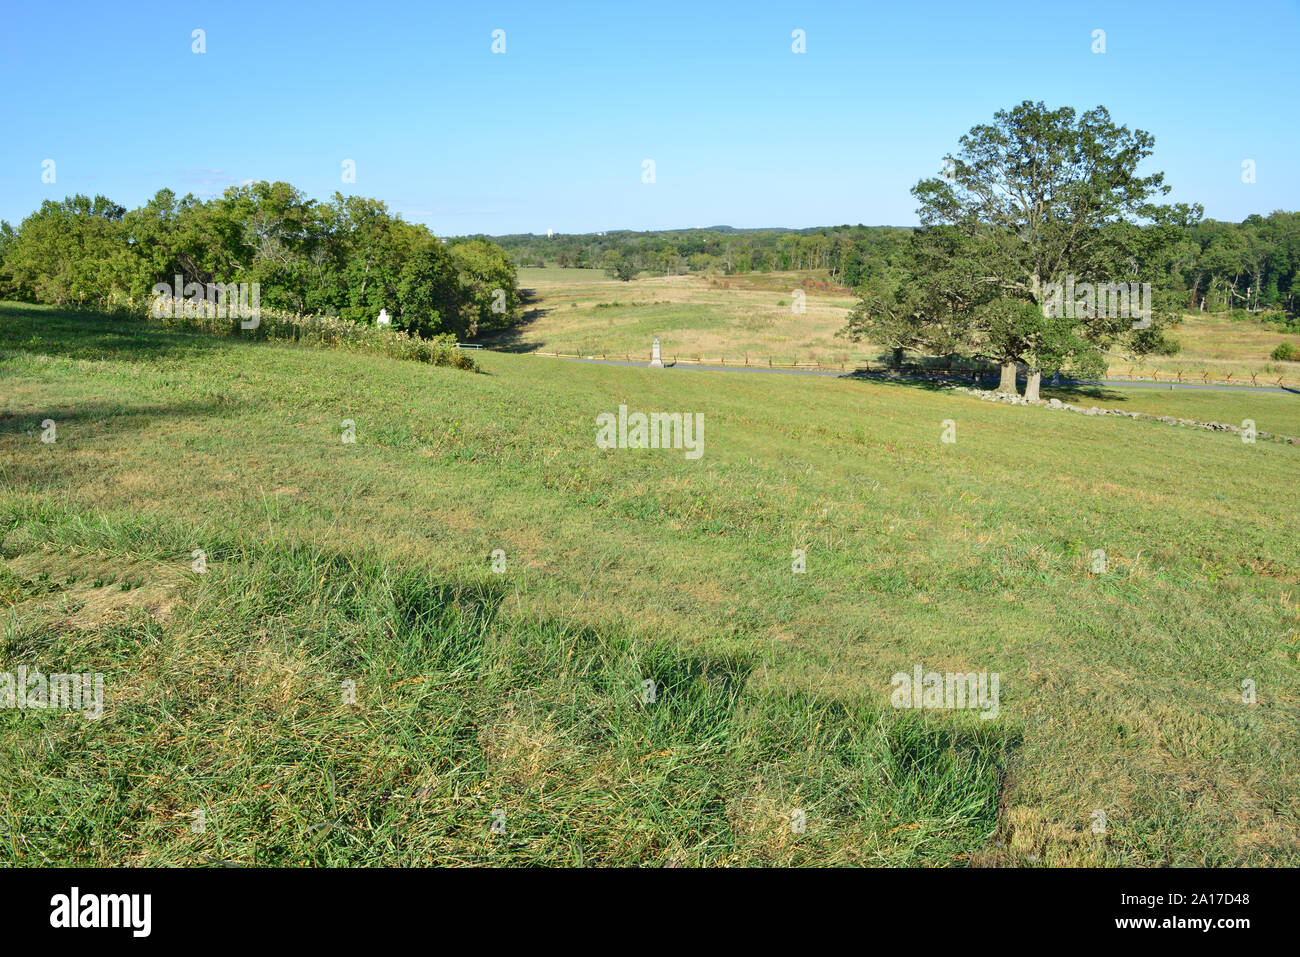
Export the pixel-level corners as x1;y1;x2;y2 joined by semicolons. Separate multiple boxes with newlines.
1110;311;1300;382
516;266;611;284
2;302;1297;866
504;268;1300;389
497;271;863;363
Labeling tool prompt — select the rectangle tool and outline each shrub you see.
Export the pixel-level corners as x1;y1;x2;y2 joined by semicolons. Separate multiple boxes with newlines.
1270;341;1298;362
146;298;478;371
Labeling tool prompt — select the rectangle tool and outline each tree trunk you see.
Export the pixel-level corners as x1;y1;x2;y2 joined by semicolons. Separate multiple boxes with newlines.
892;346;905;369
1025;369;1042;402
997;361;1019;395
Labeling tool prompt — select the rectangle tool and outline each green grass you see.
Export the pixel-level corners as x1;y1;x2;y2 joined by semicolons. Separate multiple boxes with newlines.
516;266;611;283
1037;383;1300;438
0;534;1006;865
1;301;1297;866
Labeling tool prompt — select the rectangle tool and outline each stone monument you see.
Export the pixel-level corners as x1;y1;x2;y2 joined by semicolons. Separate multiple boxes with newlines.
377;308;391;326
649;337;663;368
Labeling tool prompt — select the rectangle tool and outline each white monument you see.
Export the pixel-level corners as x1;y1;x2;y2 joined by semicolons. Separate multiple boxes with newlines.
377;308;391;326
649;337;663;368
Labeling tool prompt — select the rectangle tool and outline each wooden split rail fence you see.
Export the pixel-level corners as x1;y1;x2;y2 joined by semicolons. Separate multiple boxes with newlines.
1106;369;1295;389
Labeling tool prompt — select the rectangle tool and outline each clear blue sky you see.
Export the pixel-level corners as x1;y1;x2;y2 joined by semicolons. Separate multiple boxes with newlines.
1;0;1296;235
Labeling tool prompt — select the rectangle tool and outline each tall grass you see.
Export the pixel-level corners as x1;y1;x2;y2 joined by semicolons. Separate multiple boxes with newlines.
0;508;1010;866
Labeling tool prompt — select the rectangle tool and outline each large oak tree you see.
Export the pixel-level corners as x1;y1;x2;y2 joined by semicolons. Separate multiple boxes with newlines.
847;101;1196;397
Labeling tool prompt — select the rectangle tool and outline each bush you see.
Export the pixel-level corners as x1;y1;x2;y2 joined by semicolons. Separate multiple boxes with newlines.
1262;311;1300;333
147;298;478;371
1270;341;1298;362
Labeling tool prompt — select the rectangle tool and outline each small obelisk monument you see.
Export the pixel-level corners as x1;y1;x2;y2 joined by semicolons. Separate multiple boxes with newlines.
649;336;663;368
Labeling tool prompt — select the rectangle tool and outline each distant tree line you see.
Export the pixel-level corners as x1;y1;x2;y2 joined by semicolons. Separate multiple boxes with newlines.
489;210;1300;319
0;182;522;341
487;225;915;283
1177;213;1300;314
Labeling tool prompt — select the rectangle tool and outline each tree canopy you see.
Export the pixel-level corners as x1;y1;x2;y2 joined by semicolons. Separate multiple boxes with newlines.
0;182;522;341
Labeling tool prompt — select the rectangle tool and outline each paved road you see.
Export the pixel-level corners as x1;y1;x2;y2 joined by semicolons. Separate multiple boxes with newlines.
528;354;1299;395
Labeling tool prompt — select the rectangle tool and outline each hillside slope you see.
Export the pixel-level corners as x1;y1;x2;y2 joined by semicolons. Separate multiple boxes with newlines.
2;303;1297;865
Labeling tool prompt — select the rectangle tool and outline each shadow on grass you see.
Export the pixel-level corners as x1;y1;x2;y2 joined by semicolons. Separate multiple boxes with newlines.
1039;384;1129;403
0;397;237;449
477;287;547;353
0;398;238;499
839;363;1131;403
0;507;1022;865
0;301;229;363
840;369;977;395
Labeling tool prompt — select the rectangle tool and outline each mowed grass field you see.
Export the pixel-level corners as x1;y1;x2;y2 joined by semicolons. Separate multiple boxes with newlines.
1039;383;1300;438
1;302;1298;866
505;266;1300;386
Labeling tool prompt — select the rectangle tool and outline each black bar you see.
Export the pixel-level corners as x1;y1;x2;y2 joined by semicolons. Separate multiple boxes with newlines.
0;867;1281;943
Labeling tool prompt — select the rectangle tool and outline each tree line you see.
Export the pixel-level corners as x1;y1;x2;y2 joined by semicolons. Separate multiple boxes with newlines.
490;209;1300;326
489;224;914;284
0;182;523;341
1178;213;1300;314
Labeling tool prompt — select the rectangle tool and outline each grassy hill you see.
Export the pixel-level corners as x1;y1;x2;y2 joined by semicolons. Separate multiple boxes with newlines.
1;302;1297;865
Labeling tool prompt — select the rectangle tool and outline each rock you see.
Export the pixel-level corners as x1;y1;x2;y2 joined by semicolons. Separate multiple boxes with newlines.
935;377;1299;444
